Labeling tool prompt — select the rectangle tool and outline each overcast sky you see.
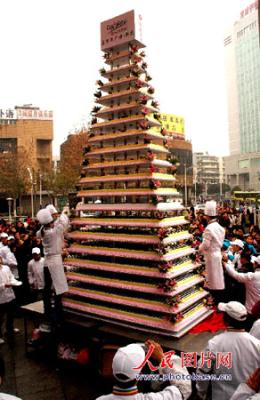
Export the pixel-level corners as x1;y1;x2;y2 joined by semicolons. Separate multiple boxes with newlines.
0;0;252;157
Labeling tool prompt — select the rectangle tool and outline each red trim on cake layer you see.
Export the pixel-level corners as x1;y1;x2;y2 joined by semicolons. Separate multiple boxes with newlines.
64;259;200;279
91;115;160;130
75;202;183;212
68;286;208;315
67;231;159;244
62;299;211;332
67;245;194;261
83;159;173;170
96;88;152;105
62;299;175;330
77;188;178;198
86;143;168;156
66;271;204;297
79;173;174;185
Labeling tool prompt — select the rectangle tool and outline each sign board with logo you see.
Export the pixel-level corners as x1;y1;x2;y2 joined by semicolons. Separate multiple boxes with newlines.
160;113;185;136
0;107;53;121
15;108;53;120
152;113;185;137
101;10;143;50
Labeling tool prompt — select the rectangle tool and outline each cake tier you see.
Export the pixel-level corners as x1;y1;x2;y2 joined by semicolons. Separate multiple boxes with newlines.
67;286;208;314
66;271;204;296
100;77;149;92
104;49;131;64
77;188;178;198
79;173;175;185
70;216;188;228
67;230;190;245
83;159;173;171
64;258;200;279
88;130;163;144
76;202;183;212
91;115;160;130
96;88;152;105
67;244;194;262
95;103;158;118
85;143;168;157
101;63;143;78
62;298;211;335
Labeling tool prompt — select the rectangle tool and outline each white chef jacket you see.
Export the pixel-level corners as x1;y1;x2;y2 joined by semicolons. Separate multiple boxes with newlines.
0;265;15;304
0;394;22;400
97;362;191;400
0;247;18;278
199;221;225;290
196;331;260;400
36;217;68;295
96;384;182;400
27;258;45;290
250;319;260;340
230;383;260;400
225;265;260;313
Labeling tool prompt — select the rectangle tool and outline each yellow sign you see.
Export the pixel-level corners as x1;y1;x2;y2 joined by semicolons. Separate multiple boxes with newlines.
159;113;185;136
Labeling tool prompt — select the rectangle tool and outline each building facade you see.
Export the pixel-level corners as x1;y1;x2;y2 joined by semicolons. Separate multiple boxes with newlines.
224;2;260;189
155;113;193;200
193;152;225;188
0;104;53;173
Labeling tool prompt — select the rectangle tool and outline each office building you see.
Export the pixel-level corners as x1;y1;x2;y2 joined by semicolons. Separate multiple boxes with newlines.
155;113;193;191
224;2;260;189
193;152;224;188
0;104;53;173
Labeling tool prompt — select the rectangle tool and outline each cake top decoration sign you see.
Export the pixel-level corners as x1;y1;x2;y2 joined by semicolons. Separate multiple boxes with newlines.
101;10;143;50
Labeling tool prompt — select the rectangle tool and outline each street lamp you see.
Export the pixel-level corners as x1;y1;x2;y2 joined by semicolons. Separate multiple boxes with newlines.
27;167;34;218
6;197;13;223
184;164;193;207
39;173;43;208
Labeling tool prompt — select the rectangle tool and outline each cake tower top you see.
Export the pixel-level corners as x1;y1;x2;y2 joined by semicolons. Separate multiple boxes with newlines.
101;10;145;51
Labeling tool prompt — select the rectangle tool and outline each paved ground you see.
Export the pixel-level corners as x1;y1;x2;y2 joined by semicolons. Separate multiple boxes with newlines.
0;317;106;400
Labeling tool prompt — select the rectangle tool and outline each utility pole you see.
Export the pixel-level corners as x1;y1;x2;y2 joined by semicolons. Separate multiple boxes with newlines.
184;164;187;207
27;168;34;218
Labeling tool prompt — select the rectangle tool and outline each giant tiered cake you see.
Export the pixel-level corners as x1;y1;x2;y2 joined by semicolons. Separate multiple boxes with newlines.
62;10;212;337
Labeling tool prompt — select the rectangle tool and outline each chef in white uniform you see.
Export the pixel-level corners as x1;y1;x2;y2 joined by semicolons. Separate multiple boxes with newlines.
199;200;225;304
36;208;69;328
224;255;260;314
46;204;69;230
230;366;260;400
250;300;260;340
196;301;260;400
0;233;8;249
96;340;191;400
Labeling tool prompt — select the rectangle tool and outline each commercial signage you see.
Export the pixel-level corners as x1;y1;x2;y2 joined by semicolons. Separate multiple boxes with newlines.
101;10;142;50
159;113;185;137
0;107;53;120
16;108;53;120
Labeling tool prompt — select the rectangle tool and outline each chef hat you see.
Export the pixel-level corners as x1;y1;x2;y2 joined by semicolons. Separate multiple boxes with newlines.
112;344;145;382
218;301;247;321
0;233;8;239
46;204;58;214
36;209;53;225
204;200;217;217
231;239;244;249
32;247;41;255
